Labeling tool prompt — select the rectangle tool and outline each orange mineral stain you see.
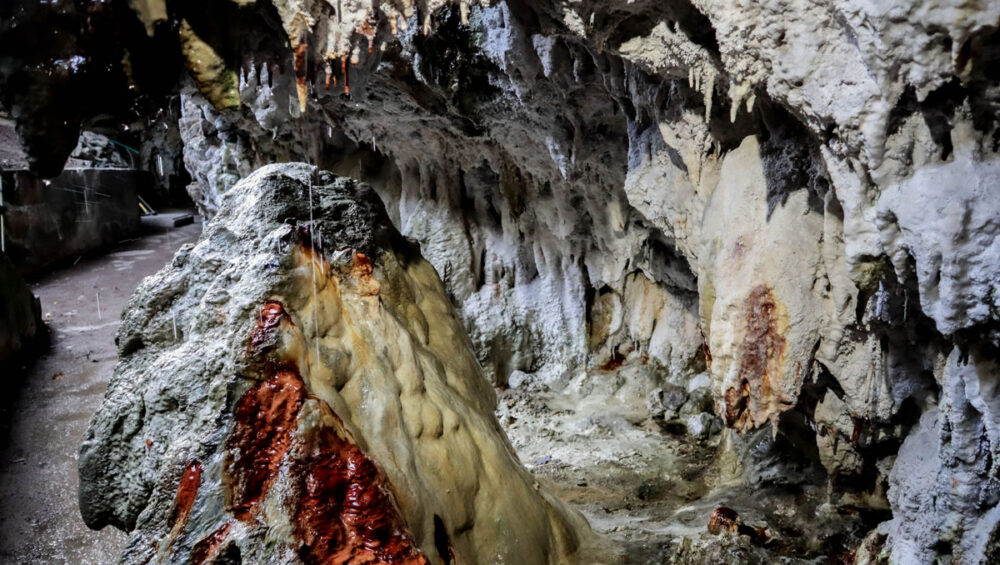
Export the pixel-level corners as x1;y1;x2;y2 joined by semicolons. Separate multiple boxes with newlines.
294;42;309;111
358;18;376;54
294;417;429;565
353;252;372;274
191;521;232;565
342;57;350;95
351;252;380;296
725;285;788;430
170;461;202;529
226;369;305;521
598;349;626;372
249;300;291;355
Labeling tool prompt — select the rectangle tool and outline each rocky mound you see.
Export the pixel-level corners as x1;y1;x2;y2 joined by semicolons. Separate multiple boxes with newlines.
79;163;608;564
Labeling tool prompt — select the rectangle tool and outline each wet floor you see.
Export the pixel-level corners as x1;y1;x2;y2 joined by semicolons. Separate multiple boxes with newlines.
0;214;201;564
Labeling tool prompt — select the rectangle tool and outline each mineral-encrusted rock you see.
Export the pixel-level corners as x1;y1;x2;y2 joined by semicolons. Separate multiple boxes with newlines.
79;163;607;564
885;347;1000;563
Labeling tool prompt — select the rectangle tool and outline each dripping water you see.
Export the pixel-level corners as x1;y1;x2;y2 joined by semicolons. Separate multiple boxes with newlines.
308;177;320;365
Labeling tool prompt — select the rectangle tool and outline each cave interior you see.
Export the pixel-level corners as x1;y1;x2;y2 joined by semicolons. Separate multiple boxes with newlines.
1;1;1000;564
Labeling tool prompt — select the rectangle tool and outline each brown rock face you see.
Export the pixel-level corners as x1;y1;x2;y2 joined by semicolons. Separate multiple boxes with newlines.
724;285;789;430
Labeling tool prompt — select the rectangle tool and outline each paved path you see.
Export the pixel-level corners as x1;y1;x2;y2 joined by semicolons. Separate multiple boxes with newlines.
0;216;201;564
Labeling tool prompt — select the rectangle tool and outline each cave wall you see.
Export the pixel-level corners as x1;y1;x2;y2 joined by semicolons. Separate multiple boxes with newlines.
164;3;1000;561
177;3;708;391
1;169;142;277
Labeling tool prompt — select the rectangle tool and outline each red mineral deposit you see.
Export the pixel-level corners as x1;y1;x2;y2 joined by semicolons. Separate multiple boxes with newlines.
294;420;428;565
226;370;305;521
170;461;202;529
191;521;232;565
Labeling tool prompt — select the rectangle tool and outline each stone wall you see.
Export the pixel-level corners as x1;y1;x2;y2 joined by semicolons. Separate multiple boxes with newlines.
0;251;44;365
1;169;142;277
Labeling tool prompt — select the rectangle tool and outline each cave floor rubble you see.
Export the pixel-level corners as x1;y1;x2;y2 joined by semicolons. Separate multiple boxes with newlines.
0;214;201;565
499;364;877;564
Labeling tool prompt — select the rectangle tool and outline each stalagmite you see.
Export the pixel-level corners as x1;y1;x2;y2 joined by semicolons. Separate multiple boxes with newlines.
701;71;714;123
78;164;609;565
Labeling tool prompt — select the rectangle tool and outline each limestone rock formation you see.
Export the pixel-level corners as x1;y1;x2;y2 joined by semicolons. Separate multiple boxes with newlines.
66;131;131;169
151;9;1000;561
79;163;606;564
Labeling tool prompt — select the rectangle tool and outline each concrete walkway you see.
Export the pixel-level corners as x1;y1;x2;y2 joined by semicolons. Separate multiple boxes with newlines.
0;214;201;564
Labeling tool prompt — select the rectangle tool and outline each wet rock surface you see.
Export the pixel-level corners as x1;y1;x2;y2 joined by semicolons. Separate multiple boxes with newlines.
79;163;605;564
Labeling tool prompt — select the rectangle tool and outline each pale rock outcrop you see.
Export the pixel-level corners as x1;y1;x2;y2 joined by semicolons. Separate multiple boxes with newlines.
697;136;826;431
79;163;607;564
886;348;1000;563
876;130;1000;336
66;131;131;169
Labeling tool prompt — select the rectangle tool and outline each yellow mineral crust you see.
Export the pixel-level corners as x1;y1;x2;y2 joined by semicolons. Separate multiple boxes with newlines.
256;233;611;564
178;20;240;110
129;0;167;36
